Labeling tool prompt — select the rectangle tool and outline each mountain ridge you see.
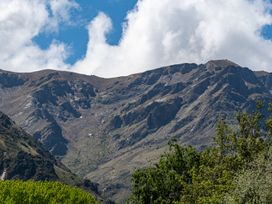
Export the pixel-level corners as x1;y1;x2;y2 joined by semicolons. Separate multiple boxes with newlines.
0;59;243;78
1;59;272;202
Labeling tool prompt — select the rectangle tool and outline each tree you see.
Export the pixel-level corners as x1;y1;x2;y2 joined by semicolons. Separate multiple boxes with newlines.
130;101;272;204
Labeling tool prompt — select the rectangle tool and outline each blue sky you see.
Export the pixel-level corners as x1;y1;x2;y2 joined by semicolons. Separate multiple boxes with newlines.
1;0;272;77
33;0;272;69
262;24;272;40
34;0;138;65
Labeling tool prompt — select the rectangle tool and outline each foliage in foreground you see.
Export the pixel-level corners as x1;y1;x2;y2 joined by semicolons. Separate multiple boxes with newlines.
131;101;272;203
0;180;97;204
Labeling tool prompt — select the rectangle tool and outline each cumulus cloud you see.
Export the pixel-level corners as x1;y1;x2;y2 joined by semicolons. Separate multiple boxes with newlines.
0;0;272;77
74;0;272;77
48;0;79;31
0;0;77;72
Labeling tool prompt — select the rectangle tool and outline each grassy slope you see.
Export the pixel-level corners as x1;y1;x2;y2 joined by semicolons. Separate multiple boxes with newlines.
0;180;98;204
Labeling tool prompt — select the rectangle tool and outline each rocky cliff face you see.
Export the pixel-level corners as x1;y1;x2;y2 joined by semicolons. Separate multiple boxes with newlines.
0;111;73;182
0;60;271;202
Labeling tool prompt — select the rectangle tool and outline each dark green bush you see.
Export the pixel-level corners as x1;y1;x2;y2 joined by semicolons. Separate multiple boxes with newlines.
131;101;272;203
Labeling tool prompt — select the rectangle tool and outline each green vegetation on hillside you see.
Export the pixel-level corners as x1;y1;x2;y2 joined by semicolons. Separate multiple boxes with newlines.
0;180;97;204
131;101;272;203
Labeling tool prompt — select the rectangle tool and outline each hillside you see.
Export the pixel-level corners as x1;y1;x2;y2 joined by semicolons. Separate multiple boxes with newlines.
0;180;97;204
0;111;81;185
1;59;272;201
130;104;272;203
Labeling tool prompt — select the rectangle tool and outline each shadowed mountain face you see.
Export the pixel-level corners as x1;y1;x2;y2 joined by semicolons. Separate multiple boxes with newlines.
0;111;75;182
0;60;272;202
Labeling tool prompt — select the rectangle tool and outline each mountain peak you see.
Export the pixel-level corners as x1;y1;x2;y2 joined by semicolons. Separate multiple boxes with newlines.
206;59;240;69
0;60;270;202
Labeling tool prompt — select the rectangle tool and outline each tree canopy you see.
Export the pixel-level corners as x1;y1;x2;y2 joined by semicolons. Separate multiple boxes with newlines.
131;101;272;203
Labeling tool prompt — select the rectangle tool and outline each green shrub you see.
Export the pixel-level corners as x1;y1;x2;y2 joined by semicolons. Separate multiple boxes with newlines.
0;180;97;204
224;147;272;204
130;101;272;203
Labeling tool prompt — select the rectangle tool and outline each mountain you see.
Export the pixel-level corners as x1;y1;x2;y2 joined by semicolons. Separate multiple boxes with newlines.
0;111;76;182
0;59;272;202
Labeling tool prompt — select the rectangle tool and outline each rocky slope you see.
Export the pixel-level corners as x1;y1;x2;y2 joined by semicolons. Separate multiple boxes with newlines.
0;59;272;202
0;111;75;182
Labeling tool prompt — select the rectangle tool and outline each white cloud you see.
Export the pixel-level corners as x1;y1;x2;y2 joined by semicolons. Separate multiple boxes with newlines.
48;0;79;31
74;0;272;77
0;0;77;72
0;0;272;77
